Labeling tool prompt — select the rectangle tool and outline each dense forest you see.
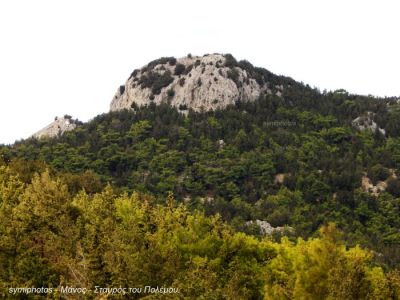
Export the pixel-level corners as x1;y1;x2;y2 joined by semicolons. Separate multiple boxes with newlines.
1;168;400;299
1;70;400;298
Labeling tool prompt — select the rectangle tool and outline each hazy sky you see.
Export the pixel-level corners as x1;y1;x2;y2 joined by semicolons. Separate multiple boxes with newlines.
1;0;399;144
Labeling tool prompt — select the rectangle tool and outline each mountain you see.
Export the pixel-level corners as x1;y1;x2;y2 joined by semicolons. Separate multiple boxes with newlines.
111;53;296;112
2;54;400;298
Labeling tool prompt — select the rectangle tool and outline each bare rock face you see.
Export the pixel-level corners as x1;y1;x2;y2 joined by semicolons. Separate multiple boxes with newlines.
246;219;293;236
111;54;282;112
32;115;80;139
352;111;386;135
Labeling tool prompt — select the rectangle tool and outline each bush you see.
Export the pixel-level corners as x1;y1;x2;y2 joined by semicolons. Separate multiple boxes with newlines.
129;69;139;79
224;54;238;68
179;104;188;110
238;60;255;76
147;57;176;70
368;164;391;184
168;57;177;66
184;64;193;75
179;78;185;87
138;71;174;95
130;102;139;110
386;178;400;197
174;63;186;76
227;68;240;87
151;71;173;95
119;85;125;95
167;88;175;98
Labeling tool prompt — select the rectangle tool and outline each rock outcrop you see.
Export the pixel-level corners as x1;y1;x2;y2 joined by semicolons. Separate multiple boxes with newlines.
246;219;293;236
32;115;80;139
352;111;386;135
111;54;285;112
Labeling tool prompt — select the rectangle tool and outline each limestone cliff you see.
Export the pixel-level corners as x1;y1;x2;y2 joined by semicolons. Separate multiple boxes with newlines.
111;54;286;112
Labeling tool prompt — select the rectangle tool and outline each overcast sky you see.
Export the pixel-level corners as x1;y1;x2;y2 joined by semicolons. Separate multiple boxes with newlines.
1;0;399;144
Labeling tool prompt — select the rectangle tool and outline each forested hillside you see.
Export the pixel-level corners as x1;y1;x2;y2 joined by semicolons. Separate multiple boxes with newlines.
1;58;400;298
1;167;400;299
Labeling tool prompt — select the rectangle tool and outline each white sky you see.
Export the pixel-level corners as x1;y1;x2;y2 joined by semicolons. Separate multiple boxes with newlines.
1;0;399;144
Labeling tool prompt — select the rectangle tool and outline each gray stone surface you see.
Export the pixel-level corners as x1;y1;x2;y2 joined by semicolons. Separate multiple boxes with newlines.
110;54;276;112
32;116;77;139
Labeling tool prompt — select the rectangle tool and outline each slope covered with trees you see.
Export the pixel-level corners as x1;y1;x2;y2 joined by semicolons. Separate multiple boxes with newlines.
0;167;399;299
2;87;400;263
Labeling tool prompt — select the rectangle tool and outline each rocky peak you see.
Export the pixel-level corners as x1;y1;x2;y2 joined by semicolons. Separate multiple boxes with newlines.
32;115;81;139
110;53;286;112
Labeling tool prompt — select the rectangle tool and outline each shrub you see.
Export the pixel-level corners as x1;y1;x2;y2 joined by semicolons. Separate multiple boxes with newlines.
227;68;241;87
179;78;185;86
149;94;155;100
184;64;193;75
368;164;391;184
179;104;188;110
238;60;255;75
197;78;202;86
168;57;177;66
138;70;174;95
174;63;186;76
129;69;139;79
130;102;139;110
152;71;173;95
224;54;238;68
386;178;400;197
147;57;176;70
167;88;175;98
194;59;201;67
119;85;125;95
